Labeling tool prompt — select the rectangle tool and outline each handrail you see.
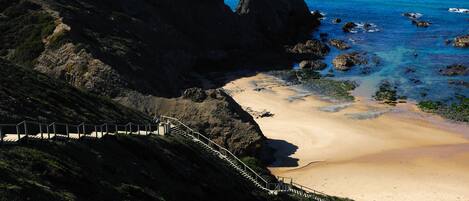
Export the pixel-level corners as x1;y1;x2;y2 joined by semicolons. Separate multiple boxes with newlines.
161;115;270;187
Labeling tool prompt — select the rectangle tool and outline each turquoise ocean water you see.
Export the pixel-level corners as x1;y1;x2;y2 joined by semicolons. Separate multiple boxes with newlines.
225;0;469;101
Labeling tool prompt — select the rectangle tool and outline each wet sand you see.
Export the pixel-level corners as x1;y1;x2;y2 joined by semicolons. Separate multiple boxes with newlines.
223;73;469;201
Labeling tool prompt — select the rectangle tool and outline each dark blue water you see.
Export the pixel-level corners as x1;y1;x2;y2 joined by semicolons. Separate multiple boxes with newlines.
225;0;469;101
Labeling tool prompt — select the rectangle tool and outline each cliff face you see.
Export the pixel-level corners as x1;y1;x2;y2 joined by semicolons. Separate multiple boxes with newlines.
0;0;317;157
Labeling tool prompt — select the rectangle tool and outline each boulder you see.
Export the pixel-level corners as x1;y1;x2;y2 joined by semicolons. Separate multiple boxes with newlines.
329;39;351;50
439;64;469;76
332;18;342;24
299;60;327;70
182;88;208;102
332;52;367;71
412;20;431;27
342;22;357;33
454;35;469;48
403;12;422;19
288;39;330;58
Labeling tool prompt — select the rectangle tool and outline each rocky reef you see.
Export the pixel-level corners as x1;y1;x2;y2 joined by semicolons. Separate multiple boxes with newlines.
439;64;469;76
329;39;351;50
454;35;469;48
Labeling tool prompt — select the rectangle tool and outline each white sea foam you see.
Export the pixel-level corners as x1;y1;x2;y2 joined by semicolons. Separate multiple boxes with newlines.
449;8;469;14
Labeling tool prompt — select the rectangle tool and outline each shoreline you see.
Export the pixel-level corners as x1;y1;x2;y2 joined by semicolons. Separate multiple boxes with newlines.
223;73;469;201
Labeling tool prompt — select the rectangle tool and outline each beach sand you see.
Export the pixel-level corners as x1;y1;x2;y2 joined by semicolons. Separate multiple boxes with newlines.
223;73;469;201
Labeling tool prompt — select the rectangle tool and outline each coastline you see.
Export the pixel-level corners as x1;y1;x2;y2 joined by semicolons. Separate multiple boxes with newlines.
223;73;469;201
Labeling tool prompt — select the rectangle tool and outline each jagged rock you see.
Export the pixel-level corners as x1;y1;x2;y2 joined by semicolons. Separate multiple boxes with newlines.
288;39;330;58
448;80;469;88
439;64;469;76
329;39;351;50
343;22;357;32
182;88;208;102
299;60;327;70
403;12;422;19
412;20;431;27
332;18;342;24
333;52;367;71
454;35;469;48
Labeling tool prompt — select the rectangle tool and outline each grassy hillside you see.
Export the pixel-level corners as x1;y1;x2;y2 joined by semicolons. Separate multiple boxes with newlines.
0;59;149;123
0;135;307;201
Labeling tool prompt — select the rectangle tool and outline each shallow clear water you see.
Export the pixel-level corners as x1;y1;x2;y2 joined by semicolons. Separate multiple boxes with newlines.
225;0;469;102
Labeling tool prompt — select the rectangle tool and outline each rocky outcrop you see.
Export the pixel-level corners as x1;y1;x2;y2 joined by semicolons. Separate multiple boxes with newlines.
287;39;330;58
333;52;366;71
342;22;357;33
116;89;267;157
236;0;319;44
403;12;422;19
454;35;469;48
299;60;327;70
329;39;350;50
332;18;342;24
439;64;469;76
412;20;431;27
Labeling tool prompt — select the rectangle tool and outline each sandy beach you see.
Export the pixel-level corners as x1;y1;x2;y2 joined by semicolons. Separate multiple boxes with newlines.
223;73;469;201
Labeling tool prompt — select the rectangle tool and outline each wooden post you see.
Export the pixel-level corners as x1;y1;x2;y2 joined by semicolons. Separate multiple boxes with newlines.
47;125;50;139
24;121;28;139
95;125;98;138
130;123;133;135
0;126;3;144
66;124;69;139
105;124;109;136
115;125;118;135
16;125;20;142
78;125;81;139
40;124;43;139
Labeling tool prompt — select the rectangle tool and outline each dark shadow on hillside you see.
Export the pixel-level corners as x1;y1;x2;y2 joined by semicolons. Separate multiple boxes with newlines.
266;139;299;167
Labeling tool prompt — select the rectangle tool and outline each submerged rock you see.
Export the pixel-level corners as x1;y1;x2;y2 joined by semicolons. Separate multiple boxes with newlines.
332;18;342;24
342;22;357;32
448;80;469;88
329;39;351;50
412;20;431;27
454;35;469;48
439;64;469;76
403;12;422;19
299;60;327;70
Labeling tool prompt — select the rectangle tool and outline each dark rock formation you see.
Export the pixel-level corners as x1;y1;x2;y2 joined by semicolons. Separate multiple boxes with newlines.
329;39;351;50
237;0;320;44
299;60;327;70
448;80;469;88
287;39;330;59
333;52;367;71
116;89;267;157
403;12;422;19
439;64;469;76
454;35;469;48
412;20;431;27
332;18;342;24
342;22;357;33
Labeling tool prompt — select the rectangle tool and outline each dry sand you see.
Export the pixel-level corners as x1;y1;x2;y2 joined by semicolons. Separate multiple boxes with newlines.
223;73;469;201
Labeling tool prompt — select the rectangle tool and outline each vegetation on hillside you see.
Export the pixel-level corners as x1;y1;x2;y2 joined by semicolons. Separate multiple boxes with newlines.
0;0;56;67
0;59;149;123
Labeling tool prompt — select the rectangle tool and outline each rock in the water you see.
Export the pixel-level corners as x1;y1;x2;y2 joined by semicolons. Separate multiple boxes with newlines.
454;35;469;48
448;80;469;88
412;20;431;27
332;18;342;24
332;52;367;71
342;22;357;32
403;12;422;19
329;39;350;50
299;60;327;70
288;39;330;58
439;64;469;76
